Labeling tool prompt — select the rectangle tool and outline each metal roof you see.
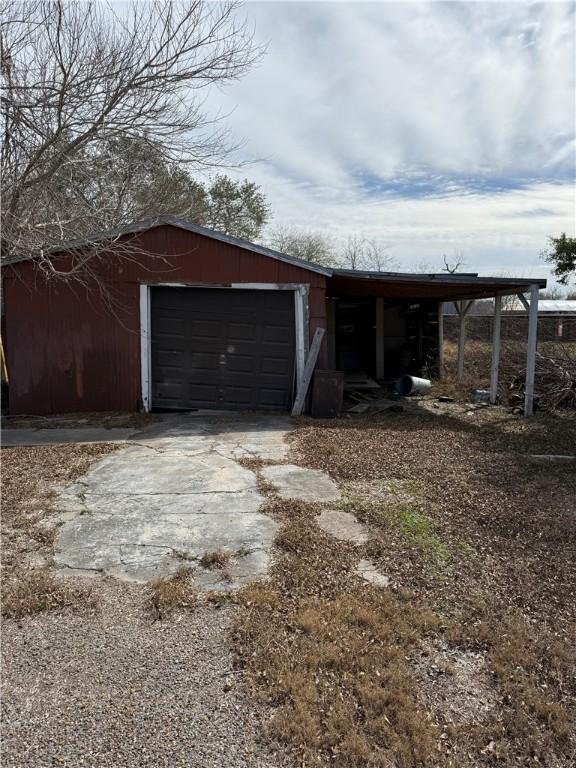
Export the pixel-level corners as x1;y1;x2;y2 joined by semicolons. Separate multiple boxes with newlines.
4;216;333;277
5;216;548;296
331;267;546;287
329;268;546;300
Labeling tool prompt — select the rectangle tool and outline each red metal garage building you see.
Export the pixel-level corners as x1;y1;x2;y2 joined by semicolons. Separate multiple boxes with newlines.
3;218;329;414
3;216;546;415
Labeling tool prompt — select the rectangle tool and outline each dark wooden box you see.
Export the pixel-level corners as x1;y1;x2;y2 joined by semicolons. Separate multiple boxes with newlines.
311;370;344;418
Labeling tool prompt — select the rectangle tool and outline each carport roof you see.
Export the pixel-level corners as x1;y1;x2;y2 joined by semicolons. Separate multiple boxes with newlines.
328;268;547;301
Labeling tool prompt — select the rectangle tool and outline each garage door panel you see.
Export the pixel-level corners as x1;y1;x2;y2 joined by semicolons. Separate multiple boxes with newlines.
227;322;258;341
155;349;185;367
153;380;183;402
187;383;219;403
258;388;291;407
151;287;296;411
189;351;221;371
220;384;254;406
225;354;255;373
262;324;292;343
189;319;222;339
261;356;291;375
154;317;186;337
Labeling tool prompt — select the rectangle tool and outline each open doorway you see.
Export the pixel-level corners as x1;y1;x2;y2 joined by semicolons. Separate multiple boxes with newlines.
335;298;376;376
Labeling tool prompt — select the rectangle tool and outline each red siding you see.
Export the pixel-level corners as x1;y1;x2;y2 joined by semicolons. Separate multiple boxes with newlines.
4;225;327;414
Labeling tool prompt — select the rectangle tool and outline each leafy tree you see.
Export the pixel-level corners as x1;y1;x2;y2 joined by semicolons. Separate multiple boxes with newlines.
267;226;337;267
205;176;270;241
543;233;576;285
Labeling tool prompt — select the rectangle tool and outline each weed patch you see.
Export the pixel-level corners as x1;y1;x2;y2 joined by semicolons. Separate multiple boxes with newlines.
199;550;230;569
1;568;97;619
394;505;450;565
145;568;195;621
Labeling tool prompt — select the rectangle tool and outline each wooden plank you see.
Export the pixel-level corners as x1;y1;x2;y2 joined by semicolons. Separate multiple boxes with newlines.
524;284;539;416
291;328;325;417
517;293;530;312
348;403;370;414
489;295;502;404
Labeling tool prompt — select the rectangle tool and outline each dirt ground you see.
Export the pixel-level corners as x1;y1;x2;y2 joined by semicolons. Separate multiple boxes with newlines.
235;404;576;767
2;405;575;767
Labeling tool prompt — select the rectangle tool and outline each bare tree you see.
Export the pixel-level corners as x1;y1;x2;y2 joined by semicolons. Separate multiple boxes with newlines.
341;235;364;270
266;226;336;268
362;237;397;272
340;235;397;271
442;249;467;274
1;0;261;279
539;286;564;300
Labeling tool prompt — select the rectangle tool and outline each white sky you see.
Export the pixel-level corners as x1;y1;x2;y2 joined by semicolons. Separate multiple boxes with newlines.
207;1;576;284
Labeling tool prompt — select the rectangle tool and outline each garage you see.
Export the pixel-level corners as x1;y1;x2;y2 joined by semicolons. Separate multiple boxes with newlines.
150;286;296;411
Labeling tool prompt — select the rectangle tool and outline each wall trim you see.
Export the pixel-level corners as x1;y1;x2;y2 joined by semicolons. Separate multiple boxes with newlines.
139;284;152;412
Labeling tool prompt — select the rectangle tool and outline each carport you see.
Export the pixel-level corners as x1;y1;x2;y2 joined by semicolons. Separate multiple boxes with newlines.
324;270;547;416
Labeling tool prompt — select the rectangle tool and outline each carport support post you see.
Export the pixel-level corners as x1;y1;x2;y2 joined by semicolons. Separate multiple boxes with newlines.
524;284;539;417
375;298;385;380
437;302;444;378
489;295;502;404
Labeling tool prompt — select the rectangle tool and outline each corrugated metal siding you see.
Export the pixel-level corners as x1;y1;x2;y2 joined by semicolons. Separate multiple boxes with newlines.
4;225;327;414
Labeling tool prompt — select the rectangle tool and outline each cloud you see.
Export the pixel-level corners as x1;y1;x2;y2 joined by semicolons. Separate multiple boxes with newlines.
206;1;576;280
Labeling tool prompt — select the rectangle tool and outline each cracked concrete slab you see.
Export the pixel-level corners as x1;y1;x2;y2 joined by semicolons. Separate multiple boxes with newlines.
64;449;256;496
316;509;368;545
53;414;289;585
260;464;341;502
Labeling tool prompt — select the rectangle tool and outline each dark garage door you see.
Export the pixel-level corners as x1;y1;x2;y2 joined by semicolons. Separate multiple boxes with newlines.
150;287;296;411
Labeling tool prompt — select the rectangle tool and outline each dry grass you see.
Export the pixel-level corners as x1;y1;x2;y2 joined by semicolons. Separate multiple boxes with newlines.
145;568;196;621
234;408;576;767
199;550;231;570
237;457;279;495
438;339;576;408
235;509;439;768
1;568;97;619
1;443;118;616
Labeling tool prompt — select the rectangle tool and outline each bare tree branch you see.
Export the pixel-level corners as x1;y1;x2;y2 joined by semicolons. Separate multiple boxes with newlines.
1;0;261;280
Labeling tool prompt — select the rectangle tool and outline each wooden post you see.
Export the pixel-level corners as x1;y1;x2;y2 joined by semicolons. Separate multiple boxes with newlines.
524;284;539;417
375;297;385;380
437;302;444;378
489;295;502;404
457;300;474;380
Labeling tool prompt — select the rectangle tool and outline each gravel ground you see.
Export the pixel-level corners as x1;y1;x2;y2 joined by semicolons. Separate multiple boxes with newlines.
2;580;288;768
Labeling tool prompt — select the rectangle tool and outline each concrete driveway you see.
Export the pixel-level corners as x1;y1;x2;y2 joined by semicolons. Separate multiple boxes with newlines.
52;414;292;587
